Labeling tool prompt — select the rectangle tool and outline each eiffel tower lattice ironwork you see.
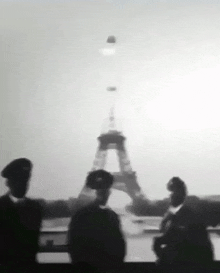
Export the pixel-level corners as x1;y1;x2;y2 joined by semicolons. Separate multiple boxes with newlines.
78;107;146;202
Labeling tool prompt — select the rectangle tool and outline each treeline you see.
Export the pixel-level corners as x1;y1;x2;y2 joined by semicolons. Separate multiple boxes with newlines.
125;195;203;216
37;195;220;225
37;198;77;219
125;198;169;216
126;195;220;226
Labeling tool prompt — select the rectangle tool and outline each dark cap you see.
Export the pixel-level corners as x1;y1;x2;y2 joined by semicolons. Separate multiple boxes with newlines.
1;158;32;180
167;177;187;194
86;170;114;190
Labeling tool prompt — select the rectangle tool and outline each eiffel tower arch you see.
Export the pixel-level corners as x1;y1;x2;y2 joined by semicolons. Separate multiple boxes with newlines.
89;107;146;201
92;135;139;200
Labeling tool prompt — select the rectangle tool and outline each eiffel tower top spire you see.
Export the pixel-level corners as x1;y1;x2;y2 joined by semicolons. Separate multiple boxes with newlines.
109;106;116;132
101;86;122;135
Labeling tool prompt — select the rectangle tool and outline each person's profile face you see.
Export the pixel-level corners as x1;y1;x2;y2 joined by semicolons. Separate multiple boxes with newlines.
97;189;111;204
170;191;185;207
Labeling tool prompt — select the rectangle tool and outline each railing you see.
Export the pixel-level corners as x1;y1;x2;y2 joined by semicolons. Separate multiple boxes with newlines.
39;229;68;253
40;244;68;253
39;227;220;253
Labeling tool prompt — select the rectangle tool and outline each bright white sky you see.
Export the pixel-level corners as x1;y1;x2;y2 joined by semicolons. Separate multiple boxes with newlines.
1;0;220;208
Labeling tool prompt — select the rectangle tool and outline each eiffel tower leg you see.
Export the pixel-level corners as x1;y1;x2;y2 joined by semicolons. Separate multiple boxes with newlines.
115;145;146;201
117;147;133;173
91;148;108;171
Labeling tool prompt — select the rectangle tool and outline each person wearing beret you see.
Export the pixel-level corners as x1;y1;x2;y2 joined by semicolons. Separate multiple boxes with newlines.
153;177;213;266
0;158;43;266
68;170;126;271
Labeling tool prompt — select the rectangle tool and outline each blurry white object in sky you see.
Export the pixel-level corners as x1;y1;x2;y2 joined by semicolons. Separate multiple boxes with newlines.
100;35;116;56
100;48;116;55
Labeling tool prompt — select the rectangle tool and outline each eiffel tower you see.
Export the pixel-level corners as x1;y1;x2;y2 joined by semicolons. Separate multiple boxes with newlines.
75;35;146;208
77;105;146;207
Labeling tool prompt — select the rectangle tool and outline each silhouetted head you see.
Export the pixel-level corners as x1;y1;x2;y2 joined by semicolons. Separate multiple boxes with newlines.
1;158;32;198
167;177;187;207
86;170;114;206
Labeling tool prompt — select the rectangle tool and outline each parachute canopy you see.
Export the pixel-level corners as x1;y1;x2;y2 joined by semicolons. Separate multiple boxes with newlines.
100;36;116;55
107;36;116;44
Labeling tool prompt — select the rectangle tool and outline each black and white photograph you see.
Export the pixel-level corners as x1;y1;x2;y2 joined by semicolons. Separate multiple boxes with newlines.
1;0;220;272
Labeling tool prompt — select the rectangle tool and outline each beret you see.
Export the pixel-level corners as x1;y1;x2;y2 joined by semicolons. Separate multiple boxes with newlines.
167;177;187;194
86;170;114;190
1;158;32;179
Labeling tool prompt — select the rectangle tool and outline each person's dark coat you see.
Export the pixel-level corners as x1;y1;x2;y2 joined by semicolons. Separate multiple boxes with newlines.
153;205;213;265
68;202;126;269
0;194;43;265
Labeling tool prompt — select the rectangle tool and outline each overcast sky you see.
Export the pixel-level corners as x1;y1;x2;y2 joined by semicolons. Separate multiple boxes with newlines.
1;0;220;207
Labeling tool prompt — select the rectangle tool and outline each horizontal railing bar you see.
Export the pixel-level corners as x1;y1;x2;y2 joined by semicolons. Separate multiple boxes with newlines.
40;228;220;234
39;246;68;253
38;229;220;254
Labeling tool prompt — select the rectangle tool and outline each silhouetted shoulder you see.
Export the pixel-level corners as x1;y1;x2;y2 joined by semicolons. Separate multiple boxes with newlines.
178;204;207;229
26;198;42;207
106;207;118;215
0;194;9;204
72;203;97;217
0;195;11;212
26;198;43;213
178;204;197;217
69;205;121;231
105;207;120;222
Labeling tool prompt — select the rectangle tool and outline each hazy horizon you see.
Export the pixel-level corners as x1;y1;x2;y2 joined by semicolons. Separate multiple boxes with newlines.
1;1;220;208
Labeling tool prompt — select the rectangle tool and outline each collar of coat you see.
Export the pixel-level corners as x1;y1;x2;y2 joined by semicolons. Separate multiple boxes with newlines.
169;203;184;214
8;193;27;204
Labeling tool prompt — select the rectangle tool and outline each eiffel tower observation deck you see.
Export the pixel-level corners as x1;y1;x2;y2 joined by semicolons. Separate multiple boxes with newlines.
98;107;126;152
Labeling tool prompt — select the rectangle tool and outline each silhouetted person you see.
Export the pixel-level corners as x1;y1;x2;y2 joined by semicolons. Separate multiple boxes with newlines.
153;177;213;267
0;158;43;266
68;170;126;272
